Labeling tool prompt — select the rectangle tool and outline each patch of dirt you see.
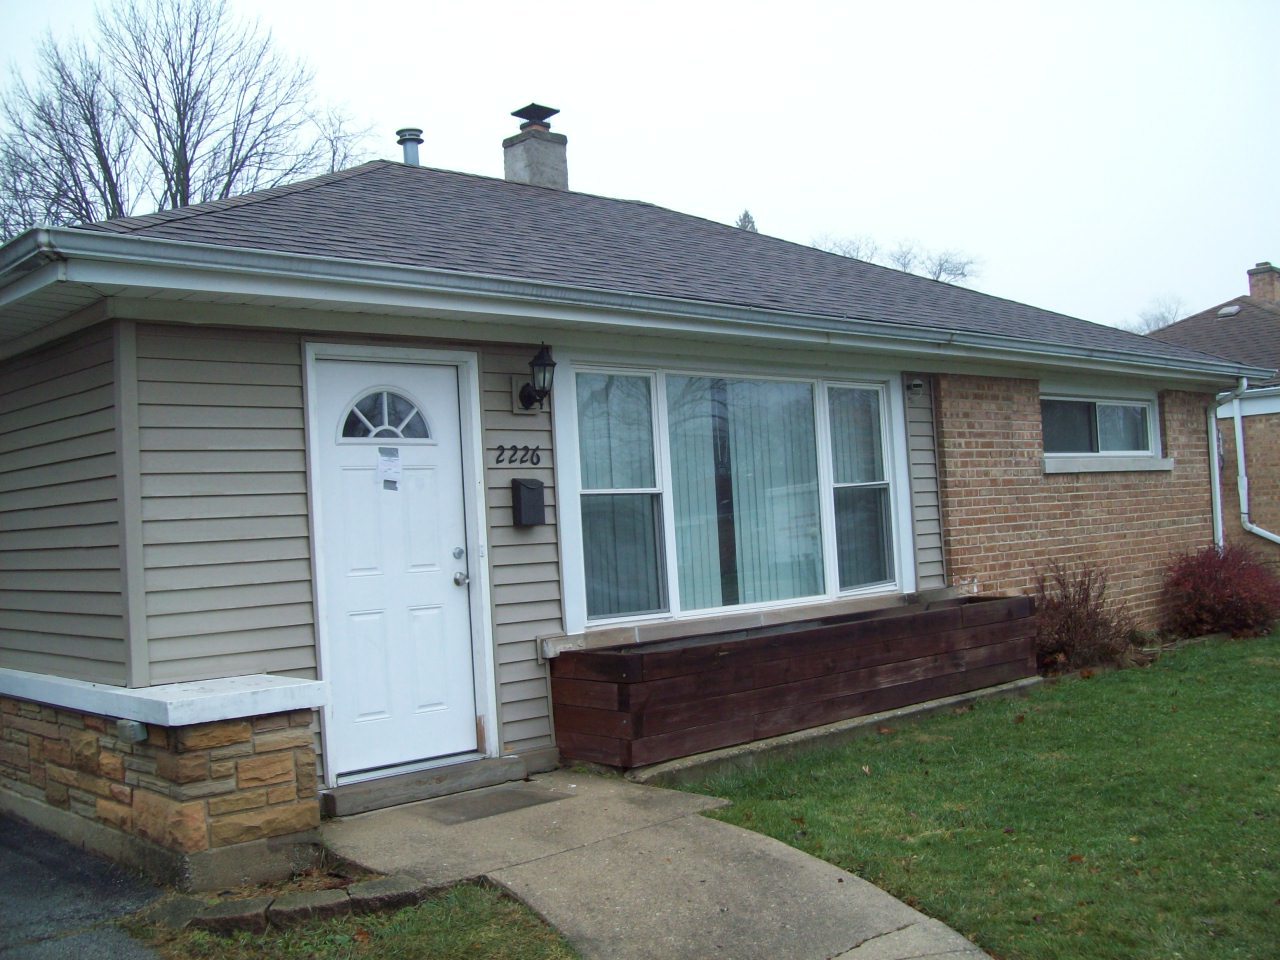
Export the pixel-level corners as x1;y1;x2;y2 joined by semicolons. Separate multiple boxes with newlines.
206;851;378;903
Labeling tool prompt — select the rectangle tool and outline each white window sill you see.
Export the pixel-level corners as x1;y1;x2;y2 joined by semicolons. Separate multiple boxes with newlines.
0;669;329;726
1043;456;1174;474
545;589;909;657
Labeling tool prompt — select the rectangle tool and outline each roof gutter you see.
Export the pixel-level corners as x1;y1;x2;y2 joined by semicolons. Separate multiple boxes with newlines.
0;228;68;299
1;227;1271;385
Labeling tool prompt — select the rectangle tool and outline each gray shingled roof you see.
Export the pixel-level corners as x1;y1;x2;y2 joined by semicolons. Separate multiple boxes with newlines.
1149;296;1280;386
81;161;1226;368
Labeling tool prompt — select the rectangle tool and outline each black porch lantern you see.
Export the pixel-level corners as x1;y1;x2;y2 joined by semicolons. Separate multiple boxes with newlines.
519;344;556;410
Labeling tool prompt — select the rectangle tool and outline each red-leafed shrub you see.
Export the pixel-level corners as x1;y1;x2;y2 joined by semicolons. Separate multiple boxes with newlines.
1034;561;1138;673
1162;545;1280;638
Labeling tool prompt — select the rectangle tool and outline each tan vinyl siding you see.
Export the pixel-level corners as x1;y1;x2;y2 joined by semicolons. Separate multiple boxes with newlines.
480;348;559;753
0;325;125;683
906;375;947;590
129;328;557;758
135;325;316;684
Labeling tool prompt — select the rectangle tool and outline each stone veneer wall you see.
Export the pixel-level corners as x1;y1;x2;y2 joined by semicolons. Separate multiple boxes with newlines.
0;695;319;885
934;375;1215;626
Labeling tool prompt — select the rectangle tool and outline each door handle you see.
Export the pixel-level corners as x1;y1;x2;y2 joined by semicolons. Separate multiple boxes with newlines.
453;571;470;587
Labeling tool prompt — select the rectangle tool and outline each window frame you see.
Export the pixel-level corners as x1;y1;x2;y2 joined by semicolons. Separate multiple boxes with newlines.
336;386;438;445
1038;385;1174;474
823;383;897;591
556;359;915;633
576;370;669;619
1040;394;1156;457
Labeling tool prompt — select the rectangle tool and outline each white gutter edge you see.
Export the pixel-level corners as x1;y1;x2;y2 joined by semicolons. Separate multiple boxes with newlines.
1;227;1272;387
1222;377;1280;547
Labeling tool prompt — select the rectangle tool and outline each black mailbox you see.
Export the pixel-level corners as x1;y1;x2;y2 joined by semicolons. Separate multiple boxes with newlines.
511;478;545;527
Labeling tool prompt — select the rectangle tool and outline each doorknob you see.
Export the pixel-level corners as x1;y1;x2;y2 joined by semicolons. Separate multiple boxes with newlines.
453;571;470;587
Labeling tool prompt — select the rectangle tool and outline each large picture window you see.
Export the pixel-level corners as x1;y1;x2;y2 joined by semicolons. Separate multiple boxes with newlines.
573;368;900;622
667;376;823;610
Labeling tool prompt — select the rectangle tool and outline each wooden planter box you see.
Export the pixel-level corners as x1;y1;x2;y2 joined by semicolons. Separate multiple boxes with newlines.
550;595;1037;769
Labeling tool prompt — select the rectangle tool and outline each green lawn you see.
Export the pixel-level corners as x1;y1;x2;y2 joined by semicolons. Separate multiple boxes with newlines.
679;634;1280;960
132;883;578;960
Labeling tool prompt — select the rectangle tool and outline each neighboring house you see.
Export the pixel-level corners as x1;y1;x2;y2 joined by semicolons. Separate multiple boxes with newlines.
1149;263;1280;569
0;108;1264;886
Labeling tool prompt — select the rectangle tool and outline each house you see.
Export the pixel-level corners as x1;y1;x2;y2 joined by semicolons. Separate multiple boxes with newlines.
1148;263;1280;569
0;107;1266;887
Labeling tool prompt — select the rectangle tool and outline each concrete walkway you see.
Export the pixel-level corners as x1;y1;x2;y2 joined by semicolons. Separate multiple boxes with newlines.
321;771;988;960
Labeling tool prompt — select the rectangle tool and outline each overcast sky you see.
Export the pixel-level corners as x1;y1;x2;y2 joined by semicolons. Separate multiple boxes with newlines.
2;0;1275;329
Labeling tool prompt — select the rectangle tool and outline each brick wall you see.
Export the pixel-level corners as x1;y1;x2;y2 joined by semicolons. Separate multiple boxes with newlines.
0;697;319;857
1218;412;1280;571
934;375;1214;626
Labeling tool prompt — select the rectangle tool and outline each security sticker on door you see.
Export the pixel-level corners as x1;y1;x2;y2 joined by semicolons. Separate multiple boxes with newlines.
378;446;402;490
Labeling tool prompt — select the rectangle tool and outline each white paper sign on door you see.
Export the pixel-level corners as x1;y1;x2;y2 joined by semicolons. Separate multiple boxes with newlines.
378;446;402;490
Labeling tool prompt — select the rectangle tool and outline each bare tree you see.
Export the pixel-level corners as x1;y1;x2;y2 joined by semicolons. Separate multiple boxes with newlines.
814;233;881;263
920;249;977;283
735;209;758;232
0;38;137;232
0;0;368;240
310;107;372;174
815;234;978;285
1131;294;1186;333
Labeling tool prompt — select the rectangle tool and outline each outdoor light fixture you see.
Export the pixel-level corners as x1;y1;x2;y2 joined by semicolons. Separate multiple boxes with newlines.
519;344;556;409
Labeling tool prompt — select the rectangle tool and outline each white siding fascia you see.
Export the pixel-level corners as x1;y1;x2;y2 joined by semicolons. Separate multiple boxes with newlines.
1217;391;1280;418
884;374;918;596
551;363;586;637
113;321;149;687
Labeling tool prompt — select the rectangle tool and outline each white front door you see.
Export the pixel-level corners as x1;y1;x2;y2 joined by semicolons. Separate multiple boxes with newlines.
313;357;478;777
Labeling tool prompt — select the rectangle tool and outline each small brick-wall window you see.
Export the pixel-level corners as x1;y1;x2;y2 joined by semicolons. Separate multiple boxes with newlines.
1042;398;1153;454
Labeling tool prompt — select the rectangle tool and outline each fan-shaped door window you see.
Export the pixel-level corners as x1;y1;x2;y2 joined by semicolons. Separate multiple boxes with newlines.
341;390;431;440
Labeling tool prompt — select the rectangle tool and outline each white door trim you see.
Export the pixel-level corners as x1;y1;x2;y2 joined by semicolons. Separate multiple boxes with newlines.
303;341;497;788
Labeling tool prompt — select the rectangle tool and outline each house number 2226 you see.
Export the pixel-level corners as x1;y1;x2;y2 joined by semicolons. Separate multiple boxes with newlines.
495;445;541;465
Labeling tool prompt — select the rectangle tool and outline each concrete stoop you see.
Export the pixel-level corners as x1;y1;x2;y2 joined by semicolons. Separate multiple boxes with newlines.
320;770;990;960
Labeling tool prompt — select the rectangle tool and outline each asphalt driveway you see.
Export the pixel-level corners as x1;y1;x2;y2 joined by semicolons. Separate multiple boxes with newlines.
0;815;161;959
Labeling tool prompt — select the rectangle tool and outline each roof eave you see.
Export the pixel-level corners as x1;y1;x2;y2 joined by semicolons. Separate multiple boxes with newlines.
1;227;1268;385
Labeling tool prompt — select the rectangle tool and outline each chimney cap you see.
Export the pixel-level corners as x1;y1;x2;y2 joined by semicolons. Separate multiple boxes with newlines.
395;127;424;166
512;103;559;131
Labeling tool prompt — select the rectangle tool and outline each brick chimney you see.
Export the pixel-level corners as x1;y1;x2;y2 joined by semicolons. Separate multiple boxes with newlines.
503;104;568;190
1247;261;1280;303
